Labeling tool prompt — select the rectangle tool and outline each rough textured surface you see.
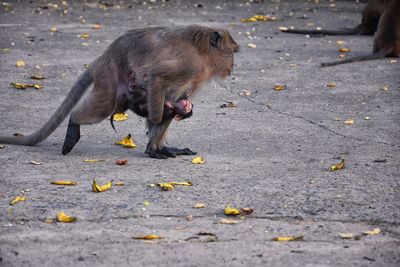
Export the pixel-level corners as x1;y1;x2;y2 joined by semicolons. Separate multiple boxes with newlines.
0;1;399;266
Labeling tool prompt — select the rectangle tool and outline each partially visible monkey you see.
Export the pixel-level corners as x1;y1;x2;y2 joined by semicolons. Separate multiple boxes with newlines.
0;25;239;159
321;0;399;66
280;0;385;36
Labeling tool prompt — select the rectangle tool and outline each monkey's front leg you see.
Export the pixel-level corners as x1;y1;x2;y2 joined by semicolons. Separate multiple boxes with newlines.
145;119;196;159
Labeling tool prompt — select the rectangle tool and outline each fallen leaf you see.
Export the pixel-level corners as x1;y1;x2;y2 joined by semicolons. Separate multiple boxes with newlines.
78;33;90;39
336;40;345;45
272;235;304;242
15;60;25;67
363;228;381;236
30;74;45;80
10;82;43;90
0;144;5;149
330;159;345;171
224;204;241;216
241;207;254;215
115;134;137;148
338;232;354;239
219;218;239;224
192;156;205;164
30;161;41;165
44;218;54;224
186;215;193;221
92;179;112;193
50;26;58;32
279;26;289;31
382;85;389;91
327;82;336;88
157;181;193;191
344;119;354;125
1;48;12;53
143;200;151;206
339;54;346;58
273;85;286;91
116;159;128;165
220;101;237;108
195;203;206;208
51;180;77;186
10;196;27;205
248;43;257;49
113;113;129;121
92;23;103;30
133;234;163;240
114;181;125;186
390;59;397;63
240;90;251;96
57;211;77;223
365;117;370;120
81;42;89;46
84;158;105;163
241;15;276;22
339;48;350;53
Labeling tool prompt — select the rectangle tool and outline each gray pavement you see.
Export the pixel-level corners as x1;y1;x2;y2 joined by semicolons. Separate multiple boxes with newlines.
0;0;399;266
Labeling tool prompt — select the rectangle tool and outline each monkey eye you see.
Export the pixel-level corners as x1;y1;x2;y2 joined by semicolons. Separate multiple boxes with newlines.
210;31;221;47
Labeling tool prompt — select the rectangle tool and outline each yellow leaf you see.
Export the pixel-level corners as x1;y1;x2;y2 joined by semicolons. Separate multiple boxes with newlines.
81;42;89;46
273;85;286;91
114;181;125;186
224;204;241;216
113;113;129;121
10;82;43;90
115;134;137;148
92;179;112;193
56;211;77;223
339;48;350;53
382;85;389;91
336;40;345;45
50;27;58;32
84;158;105;163
15;60;25;67
1;48;12;53
272;235;304;242
363;228;381;235
195;203;206;208
247;43;257;49
30;74;45;80
10;196;27;205
330;159;345;171
279;26;289;31
192;156;205;164
172;181;193;186
143;200;151;206
156;181;192;191
327;82;336;88
133;234;163;240
0;144;5;149
51;180;77;186
344;119;354;125
78;33;90;39
219;218;239;224
338;232;354;239
30;161;41;165
241;15;276;22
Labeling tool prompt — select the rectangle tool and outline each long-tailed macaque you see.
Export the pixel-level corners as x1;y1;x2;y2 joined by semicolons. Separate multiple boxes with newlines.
0;25;239;159
321;0;399;66
280;0;385;36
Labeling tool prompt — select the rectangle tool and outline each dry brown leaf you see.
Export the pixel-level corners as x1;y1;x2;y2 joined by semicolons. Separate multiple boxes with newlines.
344;119;354;125
219;218;239;224
241;207;254;215
338;232;354;239
15;60;25;67
330;159;345;171
116;159;128;165
327;82;336;88
220;101;237;108
339;48;350;53
92;23;103;30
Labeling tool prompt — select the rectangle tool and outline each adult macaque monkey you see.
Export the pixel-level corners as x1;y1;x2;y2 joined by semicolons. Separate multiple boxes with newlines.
280;0;385;36
321;0;399;66
0;25;239;159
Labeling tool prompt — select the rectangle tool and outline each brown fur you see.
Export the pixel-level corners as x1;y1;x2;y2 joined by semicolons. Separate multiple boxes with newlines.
281;0;385;36
0;25;238;159
321;0;399;66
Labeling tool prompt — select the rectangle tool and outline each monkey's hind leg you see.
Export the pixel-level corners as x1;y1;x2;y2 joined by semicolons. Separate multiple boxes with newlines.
61;87;116;155
145;119;196;159
62;119;81;155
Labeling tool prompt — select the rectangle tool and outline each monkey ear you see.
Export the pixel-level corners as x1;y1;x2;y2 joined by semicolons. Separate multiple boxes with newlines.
210;31;221;48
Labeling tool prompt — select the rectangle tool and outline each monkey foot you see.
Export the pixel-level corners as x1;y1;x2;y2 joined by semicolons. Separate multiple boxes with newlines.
146;146;196;159
62;120;81;155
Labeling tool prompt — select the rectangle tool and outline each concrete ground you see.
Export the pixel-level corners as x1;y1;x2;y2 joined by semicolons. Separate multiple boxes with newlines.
0;0;399;266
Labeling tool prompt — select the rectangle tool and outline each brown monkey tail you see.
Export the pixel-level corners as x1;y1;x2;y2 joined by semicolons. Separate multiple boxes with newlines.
0;66;95;146
320;51;387;67
280;26;360;36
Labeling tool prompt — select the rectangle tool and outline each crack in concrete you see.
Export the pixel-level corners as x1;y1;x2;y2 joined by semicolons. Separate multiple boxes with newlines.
238;95;398;148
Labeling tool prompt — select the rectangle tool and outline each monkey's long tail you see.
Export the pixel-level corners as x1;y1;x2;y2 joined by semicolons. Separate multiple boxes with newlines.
280;27;359;36
321;51;387;67
0;67;94;146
